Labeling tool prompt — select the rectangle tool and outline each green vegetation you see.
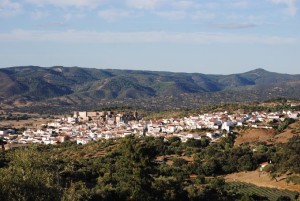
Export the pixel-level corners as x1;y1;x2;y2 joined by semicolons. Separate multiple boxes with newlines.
271;135;300;174
274;118;296;133
287;175;300;185
143;100;300;121
0;113;29;121
0;134;299;200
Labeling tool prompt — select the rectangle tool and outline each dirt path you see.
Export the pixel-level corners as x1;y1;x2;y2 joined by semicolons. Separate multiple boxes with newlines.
225;171;300;192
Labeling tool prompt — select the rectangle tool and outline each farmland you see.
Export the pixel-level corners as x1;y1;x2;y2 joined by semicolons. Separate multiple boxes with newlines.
226;181;299;201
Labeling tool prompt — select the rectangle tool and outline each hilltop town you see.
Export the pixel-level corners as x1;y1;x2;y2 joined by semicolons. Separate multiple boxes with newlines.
1;108;299;147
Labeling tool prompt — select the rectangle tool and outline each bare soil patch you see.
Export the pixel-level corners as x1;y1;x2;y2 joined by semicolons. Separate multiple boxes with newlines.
235;128;275;146
274;121;300;144
235;121;300;145
274;130;295;144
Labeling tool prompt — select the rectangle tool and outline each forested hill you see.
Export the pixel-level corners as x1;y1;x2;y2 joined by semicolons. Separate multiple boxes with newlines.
1;66;300;110
0;135;299;200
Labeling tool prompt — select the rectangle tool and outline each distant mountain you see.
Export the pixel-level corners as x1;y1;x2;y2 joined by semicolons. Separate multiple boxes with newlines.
0;66;300;111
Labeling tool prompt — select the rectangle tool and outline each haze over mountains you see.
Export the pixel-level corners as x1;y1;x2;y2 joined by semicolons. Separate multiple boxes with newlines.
1;66;300;110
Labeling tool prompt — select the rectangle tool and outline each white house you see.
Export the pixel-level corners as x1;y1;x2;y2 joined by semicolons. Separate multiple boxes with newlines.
76;137;92;145
0;130;8;135
221;122;233;132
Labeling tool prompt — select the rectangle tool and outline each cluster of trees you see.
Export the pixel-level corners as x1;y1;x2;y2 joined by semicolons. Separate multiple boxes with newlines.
0;134;299;200
0;138;230;201
143;100;300;121
0;114;29;121
164;134;269;177
9;97;300;118
270;135;300;174
273;118;296;133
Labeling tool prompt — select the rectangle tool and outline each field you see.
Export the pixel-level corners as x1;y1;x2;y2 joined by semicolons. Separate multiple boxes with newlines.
225;171;300;192
226;181;299;201
0;114;61;129
234;121;300;145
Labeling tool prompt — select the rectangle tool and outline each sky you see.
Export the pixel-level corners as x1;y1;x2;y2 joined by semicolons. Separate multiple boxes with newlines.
0;0;299;74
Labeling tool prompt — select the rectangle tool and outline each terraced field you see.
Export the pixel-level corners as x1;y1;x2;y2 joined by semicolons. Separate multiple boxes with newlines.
226;182;299;201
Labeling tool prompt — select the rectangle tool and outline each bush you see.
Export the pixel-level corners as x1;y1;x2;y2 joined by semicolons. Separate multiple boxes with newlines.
276;195;291;201
262;164;275;173
286;175;300;185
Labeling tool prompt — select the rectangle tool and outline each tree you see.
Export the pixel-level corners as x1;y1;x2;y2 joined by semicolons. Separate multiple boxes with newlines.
185;139;201;148
62;181;91;201
237;154;254;171
201;160;219;176
172;158;188;167
0;147;62;201
277;195;292;201
96;136;158;201
0;138;5;153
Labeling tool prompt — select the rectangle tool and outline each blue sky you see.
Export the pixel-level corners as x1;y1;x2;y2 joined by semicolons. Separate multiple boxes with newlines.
0;0;299;74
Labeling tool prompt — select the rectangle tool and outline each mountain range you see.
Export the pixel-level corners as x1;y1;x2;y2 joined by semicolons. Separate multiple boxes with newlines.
1;66;300;111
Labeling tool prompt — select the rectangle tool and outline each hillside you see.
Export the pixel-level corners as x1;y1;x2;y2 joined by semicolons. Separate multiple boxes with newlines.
1;66;300;111
1;134;299;200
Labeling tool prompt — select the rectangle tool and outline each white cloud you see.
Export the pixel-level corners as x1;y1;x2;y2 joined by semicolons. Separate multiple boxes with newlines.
155;10;215;21
191;11;215;20
230;0;251;8
155;10;187;20
0;29;297;45
26;0;106;8
125;0;207;13
31;10;49;19
270;0;298;16
98;9;132;21
126;0;166;9
211;23;257;29
35;22;67;27
0;0;22;17
171;1;198;10
63;12;85;21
